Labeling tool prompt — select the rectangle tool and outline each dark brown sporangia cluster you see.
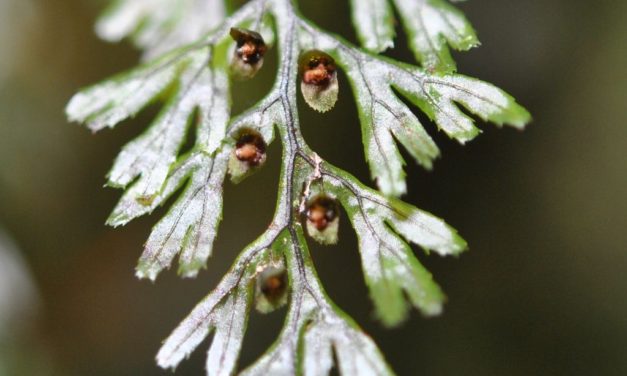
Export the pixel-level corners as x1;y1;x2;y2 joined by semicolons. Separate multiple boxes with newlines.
228;129;268;183
300;50;337;87
306;196;339;231
255;266;288;313
235;132;267;166
305;195;340;245
298;50;339;112
230;27;267;79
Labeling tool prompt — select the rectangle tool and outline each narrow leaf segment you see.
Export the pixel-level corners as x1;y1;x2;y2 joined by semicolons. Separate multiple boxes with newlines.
392;0;479;73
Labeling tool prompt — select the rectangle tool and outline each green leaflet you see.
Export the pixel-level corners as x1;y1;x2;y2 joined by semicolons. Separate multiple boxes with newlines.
302;26;530;197
317;166;466;325
240;230;395;376
350;0;396;53
392;0;479;73
349;0;480;72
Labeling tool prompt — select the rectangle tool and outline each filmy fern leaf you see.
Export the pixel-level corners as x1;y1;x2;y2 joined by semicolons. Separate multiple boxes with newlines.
67;0;530;374
391;0;479;73
350;0;396;53
96;0;226;60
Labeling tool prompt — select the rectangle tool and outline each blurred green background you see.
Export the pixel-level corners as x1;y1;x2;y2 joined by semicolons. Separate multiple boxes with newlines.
1;0;626;375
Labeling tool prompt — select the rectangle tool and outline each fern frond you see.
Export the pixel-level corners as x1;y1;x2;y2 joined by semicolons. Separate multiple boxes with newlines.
67;0;530;374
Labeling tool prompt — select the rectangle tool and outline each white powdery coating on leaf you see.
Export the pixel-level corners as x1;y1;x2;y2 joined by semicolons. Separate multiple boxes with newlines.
66;54;185;131
352;214;391;282
333;326;391;375
96;0;147;42
395;70;479;141
243;249;322;376
136;151;229;280
303;323;334;376
107;152;201;227
426;75;528;128
391;68;528;142
309;33;440;196
241;342;296;376
386;205;465;256
199;69;230;153
326;177;463;321
433;75;509;114
303;313;393;376
353;209;446;320
97;0;225;59
339;57;438;196
391;0;478;71
157;268;249;370
366;102;407;196
305;23;527;197
205;287;250;376
239;288;312;376
350;0;395;53
107;52;213;199
157;305;216;369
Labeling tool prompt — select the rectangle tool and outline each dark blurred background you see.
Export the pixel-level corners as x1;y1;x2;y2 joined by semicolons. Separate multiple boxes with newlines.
1;0;626;375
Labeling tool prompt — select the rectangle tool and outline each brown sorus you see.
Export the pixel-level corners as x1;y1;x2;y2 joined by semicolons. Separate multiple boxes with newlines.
235;132;266;166
307;196;339;231
230;28;267;65
300;50;336;86
259;269;288;303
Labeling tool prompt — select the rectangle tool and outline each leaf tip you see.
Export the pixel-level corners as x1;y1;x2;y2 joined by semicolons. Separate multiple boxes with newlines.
488;96;532;130
177;260;205;279
421;302;444;318
507;102;533;129
105;212;129;228
452;233;469;255
156;348;181;371
378;311;409;328
370;39;395;54
376;176;407;198
135;261;160;282
433;228;468;257
452;127;482;144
